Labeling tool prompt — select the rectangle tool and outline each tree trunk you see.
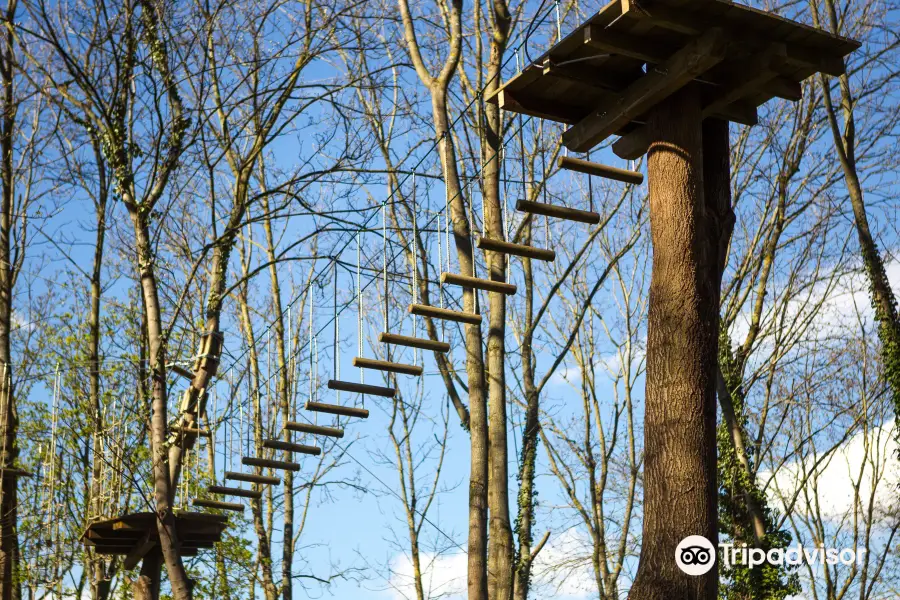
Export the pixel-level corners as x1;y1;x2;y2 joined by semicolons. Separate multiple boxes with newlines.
629;87;719;600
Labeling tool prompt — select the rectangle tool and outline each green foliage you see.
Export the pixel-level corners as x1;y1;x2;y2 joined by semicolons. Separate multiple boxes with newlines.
717;332;800;600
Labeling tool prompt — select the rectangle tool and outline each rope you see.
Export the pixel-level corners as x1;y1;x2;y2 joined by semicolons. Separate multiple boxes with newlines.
383;203;388;333
334;258;340;406
412;174;419;364
357;233;364;386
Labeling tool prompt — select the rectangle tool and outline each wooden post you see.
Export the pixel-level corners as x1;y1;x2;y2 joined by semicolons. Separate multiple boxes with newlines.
629;85;719;600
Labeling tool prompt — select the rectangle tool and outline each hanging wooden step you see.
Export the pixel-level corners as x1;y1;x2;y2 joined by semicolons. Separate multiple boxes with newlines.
440;272;517;295
477;237;555;262
208;486;262;500
285;421;345;438
306;401;370;419
327;379;396;398
379;332;450;353
352;357;423;377
224;471;281;485
242;457;301;472
166;363;194;380
516;200;600;225
409;304;481;325
557;156;644;185
193;499;244;512
263;439;322;456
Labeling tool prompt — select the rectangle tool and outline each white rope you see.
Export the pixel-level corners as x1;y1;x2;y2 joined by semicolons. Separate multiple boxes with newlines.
357;233;364;385
334;259;340;405
412;175;419;363
383;203;388;333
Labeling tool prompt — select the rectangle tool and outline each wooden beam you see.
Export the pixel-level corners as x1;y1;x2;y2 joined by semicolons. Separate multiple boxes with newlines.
702;44;786;118
352;356;424;376
263;439;322;455
379;332;451;353
620;0;701;36
706;101;758;127
242;457;301;472
612;126;652;160
193;499;244;512
563;28;727;152
122;531;157;570
540;58;632;92
327;379;396;398
477;237;556;261
440;272;517;295
208;486;262;500
584;23;671;63
516;200;601;225
557;156;644;184
496;89;584;124
284;421;345;438
224;471;281;485
305;401;370;419
408;304;482;326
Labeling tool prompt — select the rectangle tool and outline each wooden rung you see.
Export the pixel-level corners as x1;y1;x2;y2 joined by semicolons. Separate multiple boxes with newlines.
379;332;450;353
224;471;281;485
440;272;517;295
166;363;194;380
242;457;300;472
352;357;423;377
306;401;370;419
263;439;322;455
193;499;243;512
516;200;600;225
208;485;262;500
408;304;481;325
477;237;555;261
284;421;345;438
557;156;644;185
327;379;396;398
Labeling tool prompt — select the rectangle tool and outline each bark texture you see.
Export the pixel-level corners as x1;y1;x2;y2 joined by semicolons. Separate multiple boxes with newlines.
629;87;720;600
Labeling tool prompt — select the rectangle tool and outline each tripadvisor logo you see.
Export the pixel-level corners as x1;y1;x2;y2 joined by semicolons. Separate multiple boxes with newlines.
676;535;868;576
675;535;717;576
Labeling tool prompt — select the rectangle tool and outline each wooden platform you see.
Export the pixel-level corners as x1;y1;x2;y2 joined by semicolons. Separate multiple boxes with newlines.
81;511;228;561
488;0;858;155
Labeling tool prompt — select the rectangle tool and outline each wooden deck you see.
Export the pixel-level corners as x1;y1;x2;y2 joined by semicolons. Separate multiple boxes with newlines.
82;511;228;567
488;0;859;155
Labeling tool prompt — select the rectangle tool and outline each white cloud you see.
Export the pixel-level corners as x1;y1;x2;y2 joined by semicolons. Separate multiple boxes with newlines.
764;419;899;521
387;551;466;600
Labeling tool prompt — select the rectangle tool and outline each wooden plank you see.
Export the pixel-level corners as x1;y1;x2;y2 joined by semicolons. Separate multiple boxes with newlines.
379;332;451;353
262;439;322;455
620;0;701;35
123;532;157;570
327;379;396;398
440;272;517;295
242;457;301;472
477;237;556;261
516;200;601;225
408;304;482;326
496;89;584;124
584;23;673;63
306;401;370;419
225;471;282;485
352;356;424;376
612;126;652;159
706;101;758;127
0;468;32;478
702;44;787;117
284;421;345;438
557;156;644;184
541;58;633;92
563;27;727;152
208;485;262;500
192;499;244;512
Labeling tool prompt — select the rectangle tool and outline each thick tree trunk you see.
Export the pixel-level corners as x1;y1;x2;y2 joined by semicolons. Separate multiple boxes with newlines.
131;211;193;600
429;87;489;600
483;3;513;595
0;5;18;595
629;87;719;600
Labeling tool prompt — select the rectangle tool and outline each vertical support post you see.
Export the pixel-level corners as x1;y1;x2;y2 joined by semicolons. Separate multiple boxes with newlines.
630;85;720;600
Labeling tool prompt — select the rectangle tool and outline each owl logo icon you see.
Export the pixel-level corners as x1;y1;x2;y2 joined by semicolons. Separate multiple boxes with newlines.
675;536;716;576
